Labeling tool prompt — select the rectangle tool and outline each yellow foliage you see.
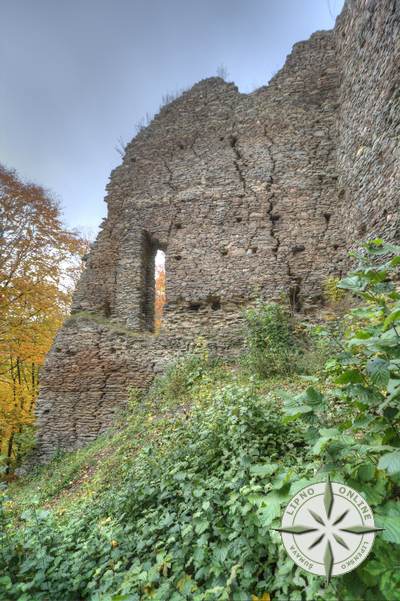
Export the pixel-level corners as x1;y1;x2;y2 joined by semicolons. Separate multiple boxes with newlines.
324;276;346;304
177;574;197;593
154;263;166;333
0;164;88;469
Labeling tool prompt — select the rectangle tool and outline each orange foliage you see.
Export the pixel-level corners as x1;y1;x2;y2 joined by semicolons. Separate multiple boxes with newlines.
154;262;166;333
0;164;88;468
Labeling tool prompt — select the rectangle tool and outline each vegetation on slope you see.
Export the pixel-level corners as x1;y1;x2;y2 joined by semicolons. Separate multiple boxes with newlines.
1;240;400;601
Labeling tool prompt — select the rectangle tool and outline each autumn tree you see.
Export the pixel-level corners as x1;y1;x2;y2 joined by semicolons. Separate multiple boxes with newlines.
154;256;166;333
0;164;87;469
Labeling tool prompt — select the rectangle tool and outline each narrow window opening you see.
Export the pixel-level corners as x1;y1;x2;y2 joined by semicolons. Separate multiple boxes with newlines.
154;249;166;333
141;233;166;332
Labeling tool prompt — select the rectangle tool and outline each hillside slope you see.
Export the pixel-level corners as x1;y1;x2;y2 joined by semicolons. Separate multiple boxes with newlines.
2;241;400;601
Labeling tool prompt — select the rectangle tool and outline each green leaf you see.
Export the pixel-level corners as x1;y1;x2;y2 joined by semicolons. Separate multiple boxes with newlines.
378;450;400;475
214;546;229;563
357;463;375;482
283;404;313;417
383;309;400;331
0;576;12;590
259;500;281;526
250;463;278;478
351;384;380;405
375;515;400;544
380;242;400;255
312;437;331;455
194;519;209;535
304;387;324;405
366;358;390;387
289;479;314;496
354;330;374;340
336;370;364;385
311;430;340;455
338;276;365;292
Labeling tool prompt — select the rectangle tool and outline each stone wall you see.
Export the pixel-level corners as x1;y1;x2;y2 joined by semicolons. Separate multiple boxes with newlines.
34;0;399;462
335;0;399;245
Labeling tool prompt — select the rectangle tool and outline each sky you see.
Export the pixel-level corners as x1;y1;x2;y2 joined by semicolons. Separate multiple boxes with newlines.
1;0;344;237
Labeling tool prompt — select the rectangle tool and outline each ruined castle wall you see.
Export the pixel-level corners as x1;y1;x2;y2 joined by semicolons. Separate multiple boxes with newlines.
335;0;400;244
33;1;399;462
75;29;341;327
34;29;341;461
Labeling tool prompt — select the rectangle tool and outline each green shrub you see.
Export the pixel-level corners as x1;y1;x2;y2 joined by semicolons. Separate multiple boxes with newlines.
0;384;313;601
148;355;204;404
242;302;300;378
147;337;222;406
12;425;36;468
2;240;400;601
294;321;341;376
282;239;400;601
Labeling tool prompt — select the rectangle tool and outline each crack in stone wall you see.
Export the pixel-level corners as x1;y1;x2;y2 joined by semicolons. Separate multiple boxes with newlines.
32;0;400;463
263;130;280;260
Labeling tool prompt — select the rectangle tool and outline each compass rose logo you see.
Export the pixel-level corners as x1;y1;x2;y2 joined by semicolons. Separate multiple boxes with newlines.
275;478;382;581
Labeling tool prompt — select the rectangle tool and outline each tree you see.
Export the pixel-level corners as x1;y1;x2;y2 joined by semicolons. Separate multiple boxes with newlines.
0;164;87;469
154;260;166;333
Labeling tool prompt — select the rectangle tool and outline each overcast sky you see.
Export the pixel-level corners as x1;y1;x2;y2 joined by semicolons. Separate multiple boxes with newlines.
1;0;344;235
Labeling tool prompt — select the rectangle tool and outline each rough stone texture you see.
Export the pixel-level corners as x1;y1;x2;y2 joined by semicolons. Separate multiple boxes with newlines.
335;0;400;245
34;0;399;462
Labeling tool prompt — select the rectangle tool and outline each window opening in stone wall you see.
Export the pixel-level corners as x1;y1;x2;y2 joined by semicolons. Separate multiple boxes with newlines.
154;250;166;332
141;233;166;332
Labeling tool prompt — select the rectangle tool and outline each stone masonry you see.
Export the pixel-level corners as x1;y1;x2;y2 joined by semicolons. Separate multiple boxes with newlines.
34;0;399;462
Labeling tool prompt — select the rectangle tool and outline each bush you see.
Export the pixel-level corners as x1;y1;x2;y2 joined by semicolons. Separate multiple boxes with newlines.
0;384;312;601
282;239;400;601
242;303;300;378
294;321;341;376
147;337;222;406
3;240;400;600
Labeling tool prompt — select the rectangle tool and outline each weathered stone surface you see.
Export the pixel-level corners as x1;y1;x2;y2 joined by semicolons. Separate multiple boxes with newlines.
34;0;399;462
335;0;400;246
